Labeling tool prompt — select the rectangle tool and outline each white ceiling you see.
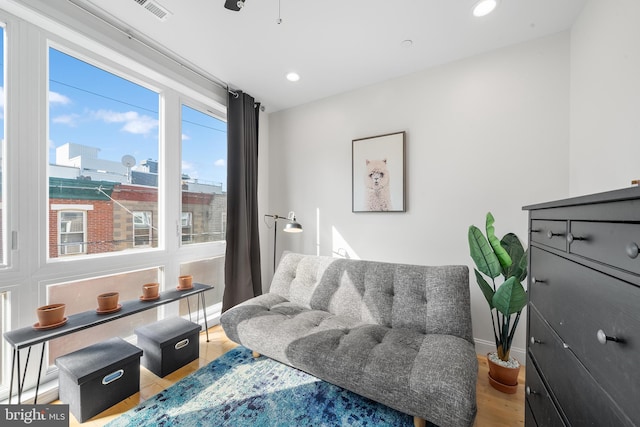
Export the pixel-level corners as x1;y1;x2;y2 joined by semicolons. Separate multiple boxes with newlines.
81;0;587;112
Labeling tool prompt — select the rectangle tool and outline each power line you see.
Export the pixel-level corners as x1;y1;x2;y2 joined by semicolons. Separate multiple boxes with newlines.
50;79;226;133
51;78;157;115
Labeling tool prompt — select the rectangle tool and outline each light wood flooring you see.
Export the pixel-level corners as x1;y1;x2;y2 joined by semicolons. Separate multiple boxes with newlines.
59;325;525;427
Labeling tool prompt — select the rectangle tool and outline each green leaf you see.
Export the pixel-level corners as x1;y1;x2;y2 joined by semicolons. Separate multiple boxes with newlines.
500;233;527;281
475;268;495;309
468;225;502;279
493;277;528;316
486;212;512;272
515;248;528;282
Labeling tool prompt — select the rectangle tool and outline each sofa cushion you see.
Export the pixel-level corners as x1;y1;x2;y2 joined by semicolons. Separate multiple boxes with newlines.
269;253;473;344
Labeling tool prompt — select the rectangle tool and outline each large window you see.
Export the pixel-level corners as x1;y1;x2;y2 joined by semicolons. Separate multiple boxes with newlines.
181;105;227;244
0;3;228;401
48;47;160;258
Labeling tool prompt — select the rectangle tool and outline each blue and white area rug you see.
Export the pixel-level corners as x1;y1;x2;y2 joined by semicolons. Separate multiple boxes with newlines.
107;346;416;426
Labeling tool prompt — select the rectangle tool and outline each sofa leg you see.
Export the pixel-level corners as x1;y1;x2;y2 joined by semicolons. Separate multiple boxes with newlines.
413;417;426;427
252;351;261;358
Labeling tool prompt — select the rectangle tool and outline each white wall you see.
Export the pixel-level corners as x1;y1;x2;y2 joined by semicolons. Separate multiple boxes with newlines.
570;0;640;196
265;33;571;361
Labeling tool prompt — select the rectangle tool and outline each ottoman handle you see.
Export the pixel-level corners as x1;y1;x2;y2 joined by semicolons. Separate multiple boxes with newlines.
175;338;190;350
102;369;124;385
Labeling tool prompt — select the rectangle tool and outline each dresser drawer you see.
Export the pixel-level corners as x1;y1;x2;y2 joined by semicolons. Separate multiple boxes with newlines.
525;361;565;427
569;221;640;276
531;220;567;251
528;307;632;426
530;247;640;422
525;401;536;427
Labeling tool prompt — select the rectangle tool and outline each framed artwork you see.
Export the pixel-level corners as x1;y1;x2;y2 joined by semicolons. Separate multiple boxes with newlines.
352;131;406;212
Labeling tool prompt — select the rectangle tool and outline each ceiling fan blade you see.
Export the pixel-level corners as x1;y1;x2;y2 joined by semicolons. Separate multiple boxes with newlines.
224;0;243;11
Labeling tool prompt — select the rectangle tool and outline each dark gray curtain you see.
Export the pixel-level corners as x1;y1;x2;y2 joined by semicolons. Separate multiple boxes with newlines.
223;91;262;312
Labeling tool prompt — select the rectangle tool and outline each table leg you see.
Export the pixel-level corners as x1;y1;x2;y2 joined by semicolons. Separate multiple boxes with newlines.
20;346;32;395
196;292;201;324
186;298;192;323
33;343;46;405
201;292;209;342
16;348;21;404
8;348;16;404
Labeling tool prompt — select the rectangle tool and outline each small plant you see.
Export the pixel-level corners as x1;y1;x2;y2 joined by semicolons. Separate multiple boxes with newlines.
468;212;527;362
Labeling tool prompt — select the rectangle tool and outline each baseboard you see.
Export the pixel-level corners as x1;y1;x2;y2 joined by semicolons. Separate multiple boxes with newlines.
474;338;526;365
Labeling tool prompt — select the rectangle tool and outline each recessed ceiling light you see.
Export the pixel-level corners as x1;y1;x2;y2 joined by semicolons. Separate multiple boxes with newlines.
473;0;498;17
286;72;300;82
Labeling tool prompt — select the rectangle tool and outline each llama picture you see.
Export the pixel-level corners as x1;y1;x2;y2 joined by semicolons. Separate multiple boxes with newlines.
365;159;392;211
352;132;405;212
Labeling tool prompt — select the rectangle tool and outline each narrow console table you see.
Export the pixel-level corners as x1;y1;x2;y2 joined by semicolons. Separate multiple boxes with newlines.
3;282;213;404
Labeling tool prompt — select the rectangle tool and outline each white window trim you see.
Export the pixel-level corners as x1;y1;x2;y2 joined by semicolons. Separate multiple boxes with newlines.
58;210;87;256
51;204;94;211
133;211;153;248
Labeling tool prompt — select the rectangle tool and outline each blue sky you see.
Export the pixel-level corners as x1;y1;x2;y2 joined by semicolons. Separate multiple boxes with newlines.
48;48;227;188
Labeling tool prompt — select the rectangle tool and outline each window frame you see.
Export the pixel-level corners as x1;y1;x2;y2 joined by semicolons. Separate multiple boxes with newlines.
181;211;193;243
58;210;87;256
46;42;163;261
179;101;227;247
0;1;229;400
133;211;153;247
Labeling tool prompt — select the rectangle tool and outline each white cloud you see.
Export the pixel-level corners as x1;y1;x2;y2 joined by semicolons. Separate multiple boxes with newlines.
182;134;190;141
53;114;80;126
49;91;71;105
214;159;226;167
94;109;158;135
182;160;194;171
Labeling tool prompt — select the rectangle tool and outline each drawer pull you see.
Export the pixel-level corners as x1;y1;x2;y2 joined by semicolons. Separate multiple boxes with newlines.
526;386;539;396
626;242;639;259
531;277;546;284
566;233;586;244
175;338;190;350
530;336;542;345
597;329;622;345
547;230;564;239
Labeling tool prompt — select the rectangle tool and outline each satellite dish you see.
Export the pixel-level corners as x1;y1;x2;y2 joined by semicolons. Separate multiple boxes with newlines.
121;155;136;183
121;155;136;168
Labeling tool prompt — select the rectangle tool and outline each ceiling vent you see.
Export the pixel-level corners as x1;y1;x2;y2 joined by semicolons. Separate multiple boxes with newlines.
132;0;172;22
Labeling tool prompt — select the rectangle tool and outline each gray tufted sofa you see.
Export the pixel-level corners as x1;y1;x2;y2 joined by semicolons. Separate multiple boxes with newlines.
221;253;478;427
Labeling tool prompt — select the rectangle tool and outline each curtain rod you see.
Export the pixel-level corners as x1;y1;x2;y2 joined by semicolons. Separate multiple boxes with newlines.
67;0;230;96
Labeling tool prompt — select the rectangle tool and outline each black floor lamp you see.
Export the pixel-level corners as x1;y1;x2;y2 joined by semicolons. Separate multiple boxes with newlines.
264;212;303;271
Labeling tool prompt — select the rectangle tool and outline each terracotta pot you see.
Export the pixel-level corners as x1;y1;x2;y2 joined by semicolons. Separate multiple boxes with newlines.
487;353;520;394
97;292;119;311
36;303;66;326
142;283;159;299
178;275;193;289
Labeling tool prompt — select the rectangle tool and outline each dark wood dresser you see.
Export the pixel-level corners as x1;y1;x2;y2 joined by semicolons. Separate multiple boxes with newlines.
523;188;640;426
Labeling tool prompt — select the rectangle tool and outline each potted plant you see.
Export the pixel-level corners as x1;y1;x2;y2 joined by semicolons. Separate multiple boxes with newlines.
468;212;527;394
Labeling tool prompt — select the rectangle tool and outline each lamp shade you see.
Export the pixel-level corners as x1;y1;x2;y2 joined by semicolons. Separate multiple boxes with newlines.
284;221;303;233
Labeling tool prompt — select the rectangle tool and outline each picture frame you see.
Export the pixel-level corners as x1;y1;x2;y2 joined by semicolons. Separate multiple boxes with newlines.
352;131;406;212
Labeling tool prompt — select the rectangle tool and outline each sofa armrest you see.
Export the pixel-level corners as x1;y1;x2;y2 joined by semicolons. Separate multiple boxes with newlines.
220;294;288;343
